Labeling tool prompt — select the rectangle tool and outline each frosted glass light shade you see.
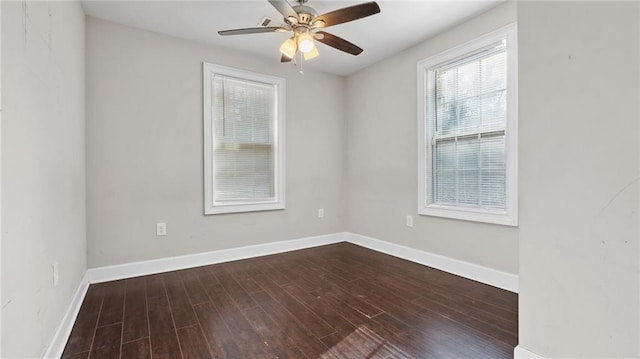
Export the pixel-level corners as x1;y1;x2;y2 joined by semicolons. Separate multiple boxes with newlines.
279;38;297;58
303;46;319;60
297;32;315;53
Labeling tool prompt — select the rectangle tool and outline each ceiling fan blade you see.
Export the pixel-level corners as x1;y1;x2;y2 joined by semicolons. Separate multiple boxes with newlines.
218;27;285;36
281;54;293;62
313;2;380;28
315;31;363;56
268;0;298;20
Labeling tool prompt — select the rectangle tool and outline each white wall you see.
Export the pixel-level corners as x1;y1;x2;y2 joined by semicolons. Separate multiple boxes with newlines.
345;2;518;274
86;17;346;267
1;1;86;357
517;2;639;357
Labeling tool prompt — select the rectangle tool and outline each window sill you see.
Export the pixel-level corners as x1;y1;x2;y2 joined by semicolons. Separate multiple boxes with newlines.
205;201;285;215
418;204;517;226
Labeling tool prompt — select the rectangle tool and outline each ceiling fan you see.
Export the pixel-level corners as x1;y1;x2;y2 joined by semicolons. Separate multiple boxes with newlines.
218;0;381;63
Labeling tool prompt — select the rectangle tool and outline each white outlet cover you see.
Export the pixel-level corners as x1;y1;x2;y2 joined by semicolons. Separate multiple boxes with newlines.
406;215;414;228
53;262;59;288
156;222;167;236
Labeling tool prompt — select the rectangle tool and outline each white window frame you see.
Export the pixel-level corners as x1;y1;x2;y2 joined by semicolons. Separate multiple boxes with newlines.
203;62;286;215
417;23;518;226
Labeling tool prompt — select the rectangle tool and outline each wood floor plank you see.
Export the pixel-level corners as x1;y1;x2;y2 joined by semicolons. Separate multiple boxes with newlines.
282;283;389;359
258;257;321;292
249;257;293;286
180;269;210;305
412;294;518;345
164;272;198;329
91;323;121;350
242;306;306;359
225;262;264;294
62;283;106;356
89;322;122;359
304;271;384;319
144;273;167;298
203;283;275;358
252;272;335;339
89;345;120;359
250;290;329;358
177;324;213;359
337;243;518;313
319;292;421;358
63;243;517;359
214;269;257;310
421;286;518;328
193;301;242;359
121;338;151;359
122;277;148;343
193;265;220;287
97;280;126;327
296;248;362;282
348;277;513;358
61;351;89;359
147;295;182;359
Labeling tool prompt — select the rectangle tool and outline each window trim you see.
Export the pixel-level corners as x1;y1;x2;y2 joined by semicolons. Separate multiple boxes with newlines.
417;23;518;226
203;62;286;215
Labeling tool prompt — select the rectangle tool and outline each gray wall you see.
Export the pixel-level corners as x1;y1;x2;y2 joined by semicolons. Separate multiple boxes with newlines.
345;2;518;274
1;1;86;357
86;17;347;267
517;2;639;357
35;3;640;358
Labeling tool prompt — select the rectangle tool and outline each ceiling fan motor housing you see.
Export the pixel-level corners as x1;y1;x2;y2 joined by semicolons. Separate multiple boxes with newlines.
292;5;317;25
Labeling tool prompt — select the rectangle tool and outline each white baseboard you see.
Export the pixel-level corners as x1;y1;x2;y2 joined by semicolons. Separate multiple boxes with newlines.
86;232;346;284
514;345;545;359
43;273;90;359
345;232;518;293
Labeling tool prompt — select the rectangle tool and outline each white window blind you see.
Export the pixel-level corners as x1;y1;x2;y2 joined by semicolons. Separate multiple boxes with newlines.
213;76;276;203
203;63;285;215
417;23;517;226
432;43;507;209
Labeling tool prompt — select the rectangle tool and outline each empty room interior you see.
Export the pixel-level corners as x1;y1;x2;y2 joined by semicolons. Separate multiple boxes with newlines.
2;0;640;358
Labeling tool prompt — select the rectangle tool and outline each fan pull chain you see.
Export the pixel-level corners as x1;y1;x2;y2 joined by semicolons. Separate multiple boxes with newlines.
300;52;304;75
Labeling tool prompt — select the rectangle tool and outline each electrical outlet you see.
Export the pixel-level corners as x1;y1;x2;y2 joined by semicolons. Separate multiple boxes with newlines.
156;222;167;236
53;262;59;288
318;208;324;218
406;215;414;228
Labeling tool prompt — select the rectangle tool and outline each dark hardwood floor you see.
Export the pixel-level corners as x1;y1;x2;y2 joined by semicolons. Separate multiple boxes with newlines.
62;242;518;358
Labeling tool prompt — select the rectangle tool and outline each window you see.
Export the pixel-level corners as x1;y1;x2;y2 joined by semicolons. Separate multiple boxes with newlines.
203;63;285;214
417;24;517;226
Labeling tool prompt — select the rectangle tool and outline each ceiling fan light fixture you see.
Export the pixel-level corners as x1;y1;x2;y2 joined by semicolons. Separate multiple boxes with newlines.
297;32;315;53
218;0;381;65
303;46;319;60
279;37;297;58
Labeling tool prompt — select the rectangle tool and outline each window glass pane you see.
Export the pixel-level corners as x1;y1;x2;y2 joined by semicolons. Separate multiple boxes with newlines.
480;170;505;209
457;61;479;99
213;76;276;202
458;97;481;131
430;41;507;210
481;51;506;94
481;91;506;130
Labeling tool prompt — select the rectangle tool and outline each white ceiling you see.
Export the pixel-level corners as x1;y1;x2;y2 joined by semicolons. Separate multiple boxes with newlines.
82;0;503;76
